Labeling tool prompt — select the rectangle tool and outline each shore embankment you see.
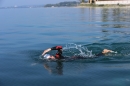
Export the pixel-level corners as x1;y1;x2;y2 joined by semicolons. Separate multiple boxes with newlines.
78;3;130;8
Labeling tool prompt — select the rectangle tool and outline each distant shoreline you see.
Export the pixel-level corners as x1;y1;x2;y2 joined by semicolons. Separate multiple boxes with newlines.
44;1;130;8
1;1;130;9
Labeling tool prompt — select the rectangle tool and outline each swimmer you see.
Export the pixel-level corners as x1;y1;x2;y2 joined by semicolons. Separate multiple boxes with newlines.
42;46;64;60
42;46;114;60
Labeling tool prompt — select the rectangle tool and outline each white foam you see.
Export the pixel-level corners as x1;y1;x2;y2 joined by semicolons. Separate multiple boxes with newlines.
64;43;94;57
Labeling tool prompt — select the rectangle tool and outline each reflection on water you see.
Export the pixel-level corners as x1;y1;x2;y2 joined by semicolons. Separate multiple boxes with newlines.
79;7;130;28
101;7;130;28
43;62;63;75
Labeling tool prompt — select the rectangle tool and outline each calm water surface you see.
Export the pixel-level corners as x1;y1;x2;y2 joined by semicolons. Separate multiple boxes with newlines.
0;7;130;86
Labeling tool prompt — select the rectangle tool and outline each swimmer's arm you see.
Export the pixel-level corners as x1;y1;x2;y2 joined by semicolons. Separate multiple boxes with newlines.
42;48;51;56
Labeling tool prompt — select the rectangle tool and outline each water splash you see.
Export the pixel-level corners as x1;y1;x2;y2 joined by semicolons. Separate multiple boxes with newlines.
63;43;94;57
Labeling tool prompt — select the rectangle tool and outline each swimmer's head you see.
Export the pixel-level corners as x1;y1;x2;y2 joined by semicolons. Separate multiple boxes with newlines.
43;54;51;59
43;54;55;60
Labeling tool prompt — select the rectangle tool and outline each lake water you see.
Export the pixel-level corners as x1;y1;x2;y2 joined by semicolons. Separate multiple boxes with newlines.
1;7;130;86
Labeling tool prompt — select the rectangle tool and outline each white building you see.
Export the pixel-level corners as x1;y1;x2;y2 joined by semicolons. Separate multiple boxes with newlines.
88;0;130;5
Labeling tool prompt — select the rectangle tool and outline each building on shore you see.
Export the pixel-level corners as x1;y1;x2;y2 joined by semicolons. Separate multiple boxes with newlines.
88;0;130;5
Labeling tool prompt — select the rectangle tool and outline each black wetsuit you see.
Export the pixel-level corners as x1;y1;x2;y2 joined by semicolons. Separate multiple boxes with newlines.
95;52;104;57
70;52;104;60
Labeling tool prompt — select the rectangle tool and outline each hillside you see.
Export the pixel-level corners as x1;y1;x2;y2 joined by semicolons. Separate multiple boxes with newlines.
44;1;80;7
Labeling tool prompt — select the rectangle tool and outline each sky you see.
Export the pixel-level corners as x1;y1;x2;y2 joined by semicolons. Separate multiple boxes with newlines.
0;0;79;7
